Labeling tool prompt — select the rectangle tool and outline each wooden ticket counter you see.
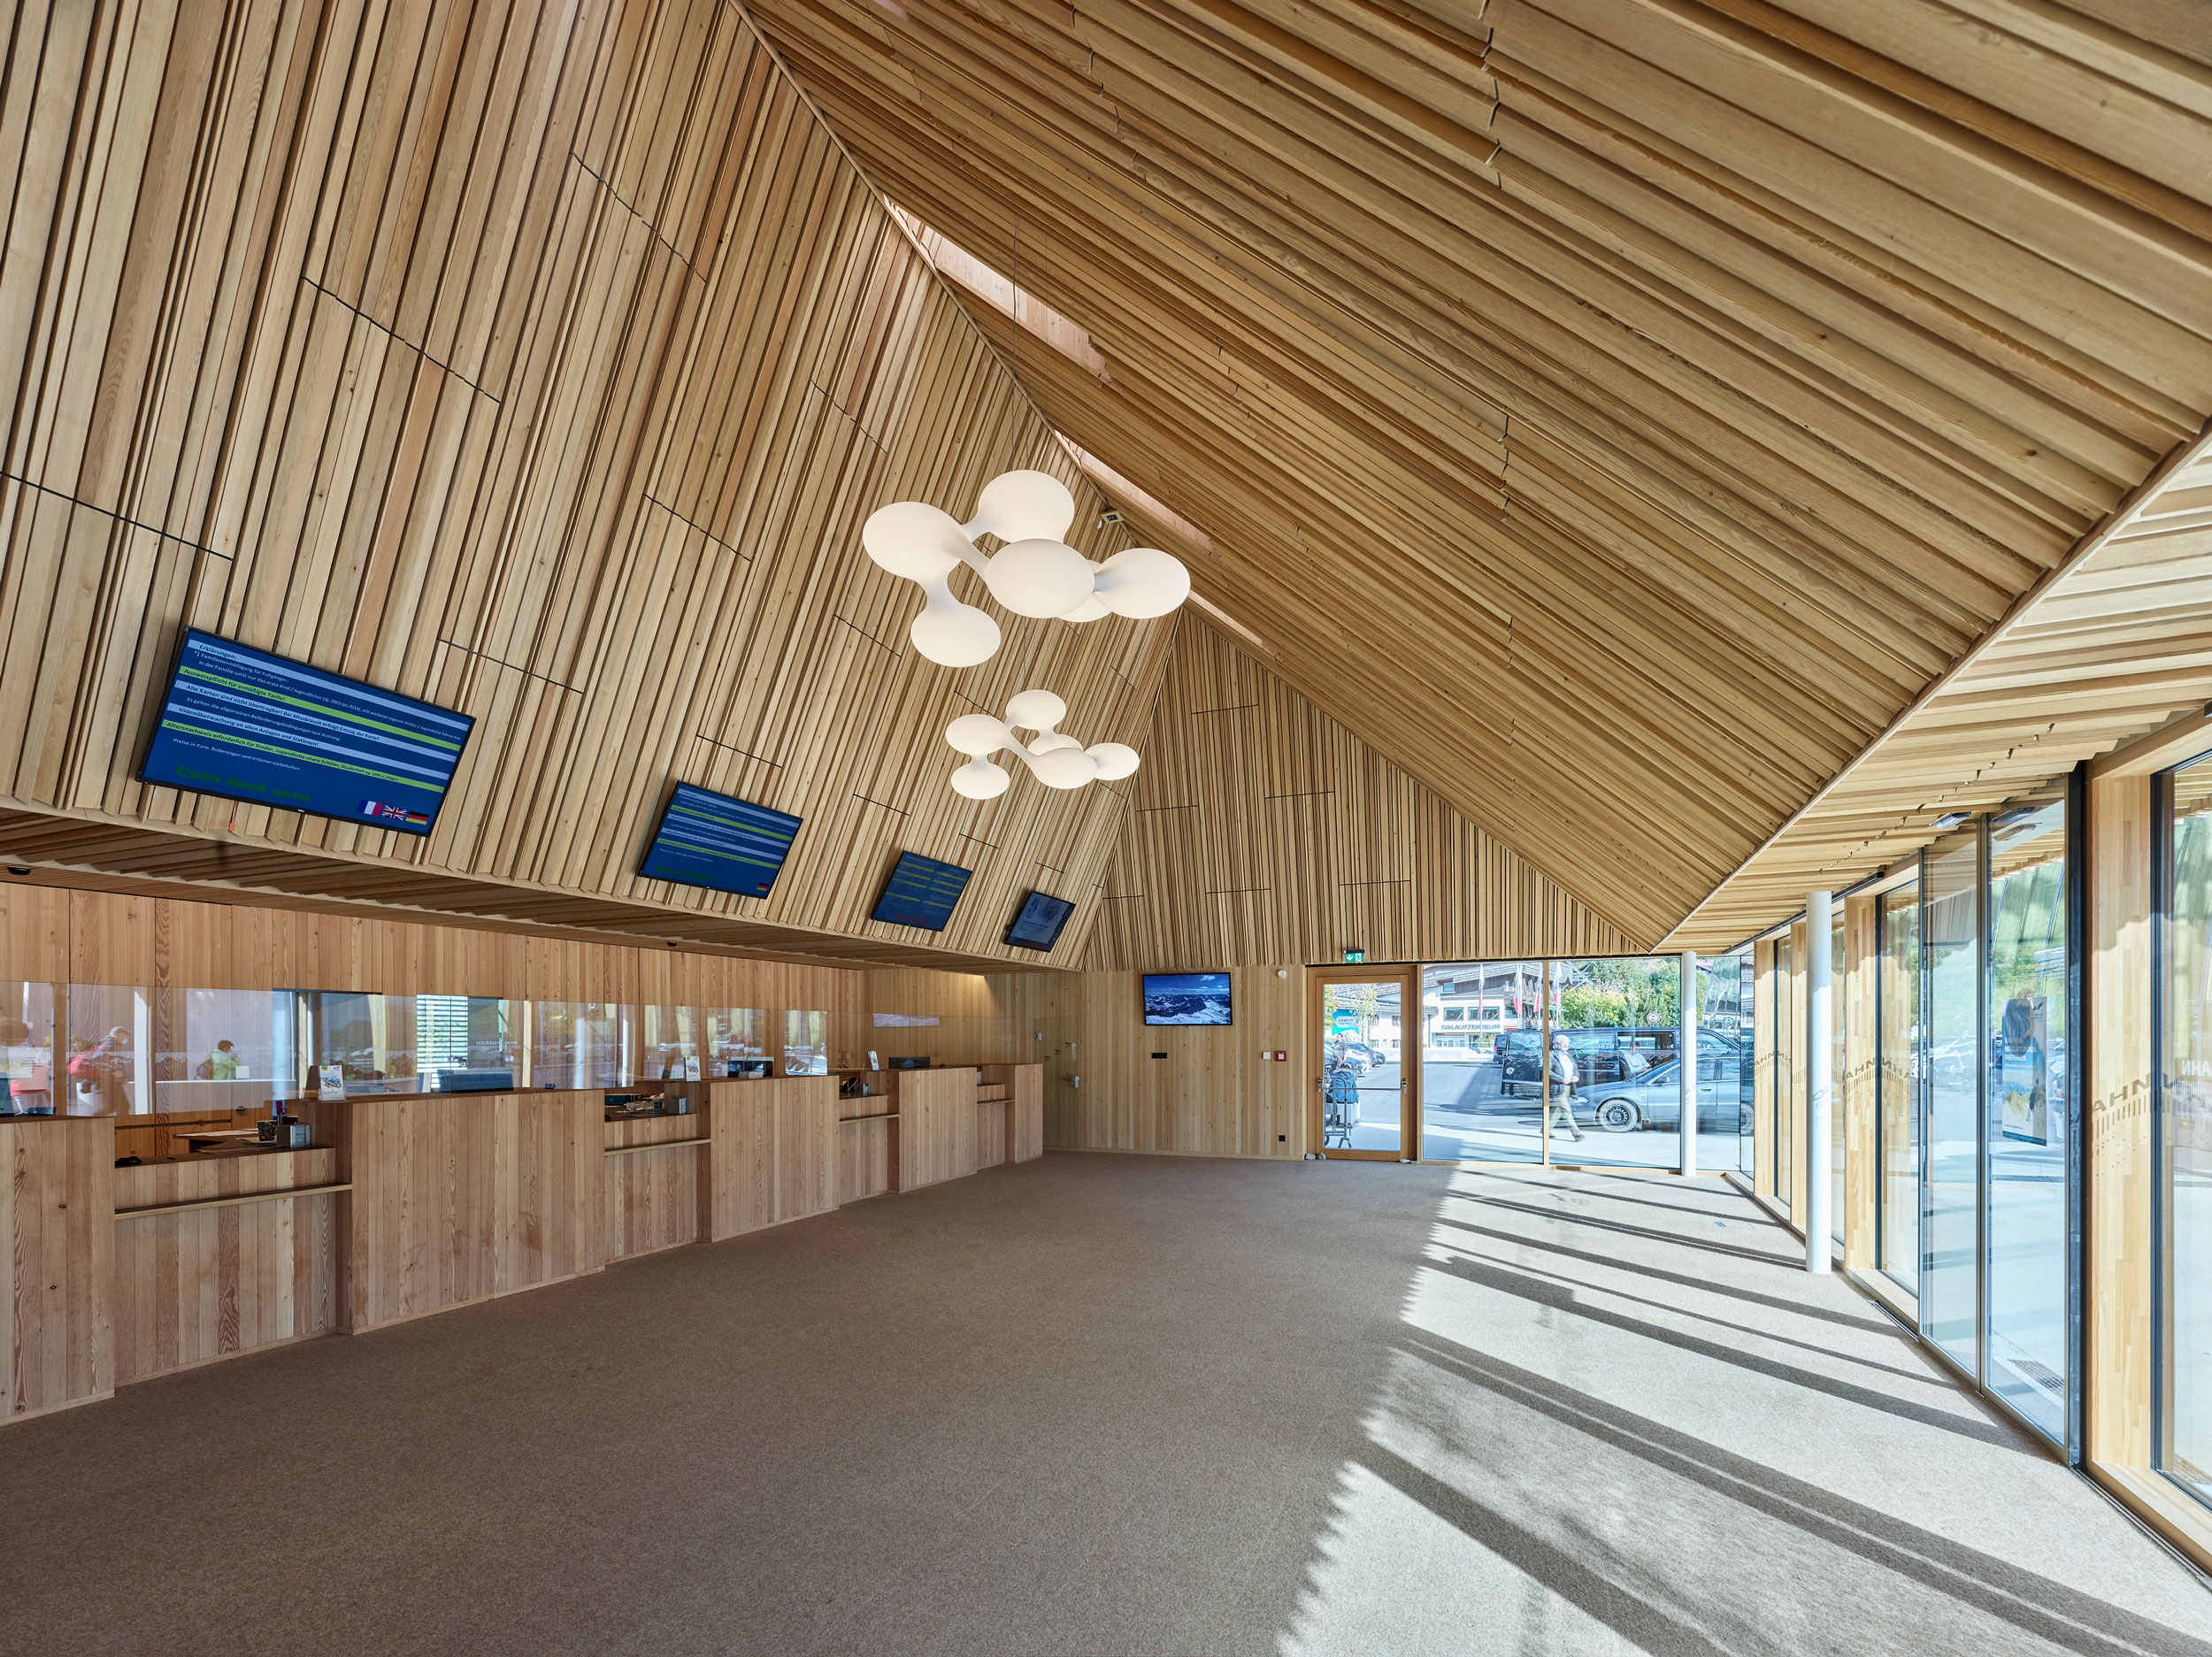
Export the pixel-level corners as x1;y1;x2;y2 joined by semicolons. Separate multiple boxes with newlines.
3;1063;1042;1425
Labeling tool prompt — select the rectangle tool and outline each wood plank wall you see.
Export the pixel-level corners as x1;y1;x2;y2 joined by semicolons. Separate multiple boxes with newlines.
1;883;872;1068
1087;618;1632;971
1;1116;114;1420
0;0;1172;971
111;1152;345;1385
344;1091;605;1332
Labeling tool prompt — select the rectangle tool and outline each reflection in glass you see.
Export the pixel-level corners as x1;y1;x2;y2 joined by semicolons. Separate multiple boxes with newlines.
0;982;57;1116
783;1009;828;1076
1878;882;1921;1293
1550;955;1744;1173
1985;791;2069;1443
534;1001;627;1089
1924;830;1980;1369
1321;980;1402;1154
1832;912;1847;1248
643;1005;697;1079
299;992;412;1093
412;995;514;1089
1421;963;1541;1162
64;984;149;1113
707;1008;765;1077
2163;758;2212;1502
152;989;287;1111
1775;937;1793;1211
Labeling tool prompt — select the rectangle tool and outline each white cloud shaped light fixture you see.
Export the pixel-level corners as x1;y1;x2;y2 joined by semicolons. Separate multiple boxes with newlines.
862;470;1191;667
945;689;1141;799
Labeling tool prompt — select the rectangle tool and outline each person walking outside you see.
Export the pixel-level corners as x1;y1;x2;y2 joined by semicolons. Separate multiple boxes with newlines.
1548;1032;1585;1143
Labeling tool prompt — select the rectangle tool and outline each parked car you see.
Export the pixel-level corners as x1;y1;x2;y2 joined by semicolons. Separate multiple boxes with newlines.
1580;1053;1746;1132
1497;1025;1740;1097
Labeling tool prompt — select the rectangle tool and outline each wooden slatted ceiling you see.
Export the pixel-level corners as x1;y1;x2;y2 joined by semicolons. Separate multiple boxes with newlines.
1086;612;1631;969
737;0;2212;947
0;0;1170;972
1664;426;2212;954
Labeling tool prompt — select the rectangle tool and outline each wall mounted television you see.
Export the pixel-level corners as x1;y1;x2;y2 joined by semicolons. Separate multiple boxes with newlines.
1003;889;1076;953
140;629;473;837
1142;971;1233;1026
638;781;803;898
869;851;972;932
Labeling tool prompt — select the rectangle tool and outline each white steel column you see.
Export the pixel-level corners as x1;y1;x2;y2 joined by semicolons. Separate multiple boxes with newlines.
1678;951;1698;1177
1805;890;1834;1274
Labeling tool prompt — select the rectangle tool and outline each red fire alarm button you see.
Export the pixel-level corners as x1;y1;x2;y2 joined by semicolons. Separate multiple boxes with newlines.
1272;1050;1286;1061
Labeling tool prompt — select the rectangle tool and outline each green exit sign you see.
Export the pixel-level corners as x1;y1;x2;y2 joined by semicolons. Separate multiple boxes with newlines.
1342;948;1365;963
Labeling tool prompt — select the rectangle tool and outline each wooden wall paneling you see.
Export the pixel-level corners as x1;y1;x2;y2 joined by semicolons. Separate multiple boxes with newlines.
838;1115;895;1205
603;1143;705;1262
1050;966;1303;1160
866;968;1024;1067
895;1066;978;1191
344;1091;602;1332
2;1117;114;1420
1008;1062;1043;1162
771;1077;839;1223
1088;618;1633;971
111;1150;345;1385
703;1079;776;1239
0;0;1171;978
0;880;69;983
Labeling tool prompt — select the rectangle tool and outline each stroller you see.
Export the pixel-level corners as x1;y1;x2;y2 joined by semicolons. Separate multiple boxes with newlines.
1322;1048;1361;1147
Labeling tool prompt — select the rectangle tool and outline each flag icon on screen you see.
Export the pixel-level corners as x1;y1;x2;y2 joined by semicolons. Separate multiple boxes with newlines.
361;800;430;828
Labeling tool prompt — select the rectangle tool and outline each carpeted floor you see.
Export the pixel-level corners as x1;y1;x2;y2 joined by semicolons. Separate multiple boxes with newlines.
3;1154;2208;1656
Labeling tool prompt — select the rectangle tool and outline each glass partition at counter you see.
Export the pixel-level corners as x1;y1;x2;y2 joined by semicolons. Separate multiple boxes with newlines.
0;981;57;1116
413;994;517;1091
783;1009;827;1076
62;985;292;1113
533;1001;628;1089
707;1008;765;1077
642;1004;696;1081
296;991;413;1093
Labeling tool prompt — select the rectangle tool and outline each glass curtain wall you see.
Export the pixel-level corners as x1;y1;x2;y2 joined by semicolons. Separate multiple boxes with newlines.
1924;829;1981;1369
1707;954;1755;1175
2161;756;2212;1502
1775;935;1793;1212
1421;961;1544;1162
1985;789;2070;1440
1878;882;1921;1293
1832;912;1847;1249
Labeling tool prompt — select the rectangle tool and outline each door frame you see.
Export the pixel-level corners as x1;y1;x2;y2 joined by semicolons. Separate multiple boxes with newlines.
1308;966;1417;1160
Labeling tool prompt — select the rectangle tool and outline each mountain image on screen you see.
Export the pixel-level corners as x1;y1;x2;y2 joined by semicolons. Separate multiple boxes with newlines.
140;630;473;837
639;782;803;898
1143;972;1233;1025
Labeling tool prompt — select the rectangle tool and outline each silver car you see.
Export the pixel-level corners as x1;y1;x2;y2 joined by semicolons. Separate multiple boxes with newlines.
1581;1053;1745;1132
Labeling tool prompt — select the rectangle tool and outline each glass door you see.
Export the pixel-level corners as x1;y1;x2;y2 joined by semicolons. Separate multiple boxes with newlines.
1315;971;1413;1160
1878;880;1922;1299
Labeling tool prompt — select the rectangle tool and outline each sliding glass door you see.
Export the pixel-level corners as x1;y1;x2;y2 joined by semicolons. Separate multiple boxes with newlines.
2160;756;2212;1503
1878;881;1921;1297
1923;829;1981;1371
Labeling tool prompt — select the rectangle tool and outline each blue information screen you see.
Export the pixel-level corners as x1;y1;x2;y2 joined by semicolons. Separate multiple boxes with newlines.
1003;890;1075;952
141;630;472;836
639;782;803;898
870;851;972;932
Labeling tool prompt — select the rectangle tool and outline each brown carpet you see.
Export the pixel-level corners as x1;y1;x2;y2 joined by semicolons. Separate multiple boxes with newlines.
2;1154;2207;1656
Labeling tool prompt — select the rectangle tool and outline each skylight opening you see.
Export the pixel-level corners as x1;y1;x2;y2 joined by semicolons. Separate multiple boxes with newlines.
890;203;1110;384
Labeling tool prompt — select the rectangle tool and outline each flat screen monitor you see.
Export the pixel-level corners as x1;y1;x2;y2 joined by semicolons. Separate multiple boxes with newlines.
140;629;472;836
638;781;803;898
1143;971;1233;1026
869;851;972;932
1003;890;1076;953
